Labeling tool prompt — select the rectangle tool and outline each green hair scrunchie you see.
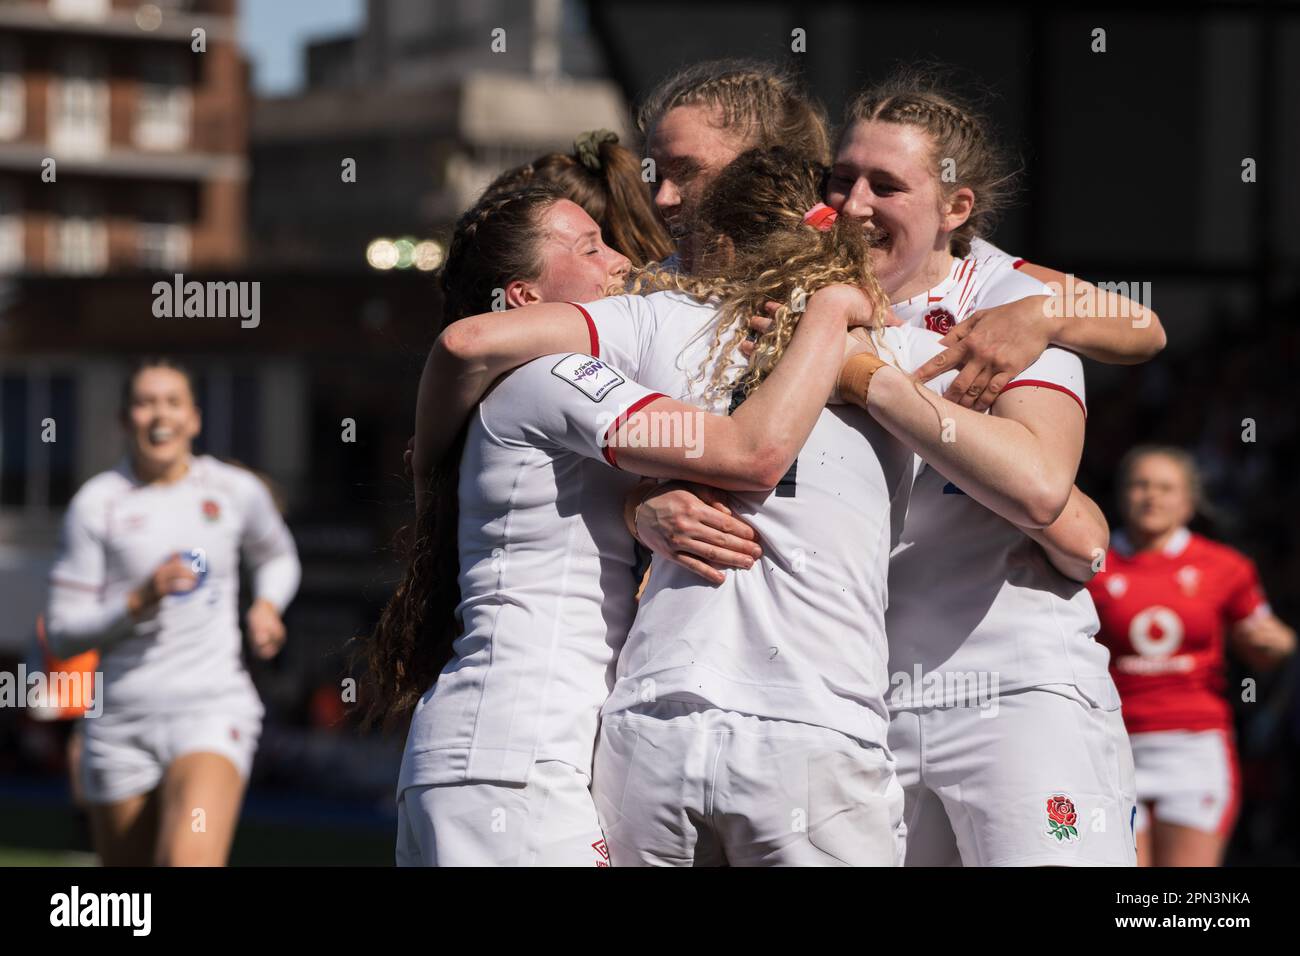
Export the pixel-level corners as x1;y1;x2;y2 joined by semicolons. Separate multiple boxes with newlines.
574;129;619;171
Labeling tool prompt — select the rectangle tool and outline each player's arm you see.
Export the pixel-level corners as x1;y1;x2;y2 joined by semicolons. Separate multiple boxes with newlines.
1017;486;1109;583
608;285;863;489
414;302;595;512
45;499;195;656
914;263;1165;410
848;360;1084;528
1019;262;1166;364
237;474;302;661
1231;613;1295;672
1224;559;1295;671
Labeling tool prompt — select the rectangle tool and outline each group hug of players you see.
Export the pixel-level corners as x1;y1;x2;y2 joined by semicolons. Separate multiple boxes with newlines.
43;60;1294;867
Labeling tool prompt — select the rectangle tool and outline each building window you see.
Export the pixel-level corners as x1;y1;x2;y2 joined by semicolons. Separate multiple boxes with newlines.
49;47;109;158
135;55;191;152
137;223;189;271
137;188;190;271
0;40;23;141
0;184;22;273
49;0;110;21
49;191;107;275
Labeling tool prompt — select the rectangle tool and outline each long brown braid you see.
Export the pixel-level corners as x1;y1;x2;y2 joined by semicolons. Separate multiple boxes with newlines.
844;67;1019;258
359;185;563;731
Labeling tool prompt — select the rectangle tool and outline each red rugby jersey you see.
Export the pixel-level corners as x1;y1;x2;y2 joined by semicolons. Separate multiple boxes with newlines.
1087;528;1268;734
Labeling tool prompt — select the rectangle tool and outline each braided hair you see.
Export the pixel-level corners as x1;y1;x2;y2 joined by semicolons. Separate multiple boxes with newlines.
637;59;832;166
481;133;673;267
360;185;562;731
844;67;1019;257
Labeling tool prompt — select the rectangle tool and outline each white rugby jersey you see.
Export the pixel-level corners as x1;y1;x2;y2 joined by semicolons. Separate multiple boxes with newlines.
399;354;665;789
886;239;1114;709
45;455;300;715
579;290;951;747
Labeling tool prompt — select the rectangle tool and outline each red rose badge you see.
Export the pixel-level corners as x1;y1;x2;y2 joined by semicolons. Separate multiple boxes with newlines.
1046;794;1079;842
923;307;956;335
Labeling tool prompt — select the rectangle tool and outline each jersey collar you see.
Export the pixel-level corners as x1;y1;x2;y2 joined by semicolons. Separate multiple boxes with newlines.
1113;526;1191;559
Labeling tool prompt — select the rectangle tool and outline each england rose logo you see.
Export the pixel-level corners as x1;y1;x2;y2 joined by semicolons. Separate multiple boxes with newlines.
1046;794;1079;842
923;307;955;334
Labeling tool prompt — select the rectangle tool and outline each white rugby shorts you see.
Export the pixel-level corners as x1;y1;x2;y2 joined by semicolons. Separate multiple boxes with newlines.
1129;729;1239;835
396;760;609;867
889;684;1138;866
79;702;262;805
593;700;904;866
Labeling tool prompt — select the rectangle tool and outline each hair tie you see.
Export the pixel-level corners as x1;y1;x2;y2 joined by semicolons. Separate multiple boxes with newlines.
803;202;838;231
574;129;619;171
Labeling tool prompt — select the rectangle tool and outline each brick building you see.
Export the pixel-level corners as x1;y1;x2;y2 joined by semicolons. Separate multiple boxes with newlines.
0;0;247;275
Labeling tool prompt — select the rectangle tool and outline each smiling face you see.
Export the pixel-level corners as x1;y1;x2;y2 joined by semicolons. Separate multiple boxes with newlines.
1122;453;1196;540
506;199;631;306
122;366;200;479
826;119;973;302
645;104;750;265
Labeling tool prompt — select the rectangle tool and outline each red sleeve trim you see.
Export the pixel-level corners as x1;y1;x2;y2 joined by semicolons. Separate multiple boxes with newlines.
567;302;600;357
50;577;102;594
1000;379;1086;418
601;393;666;467
1011;258;1026;269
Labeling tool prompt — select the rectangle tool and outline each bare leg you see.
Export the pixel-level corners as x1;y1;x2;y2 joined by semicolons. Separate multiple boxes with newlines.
153;752;247;867
1151;818;1227;867
88;790;160;866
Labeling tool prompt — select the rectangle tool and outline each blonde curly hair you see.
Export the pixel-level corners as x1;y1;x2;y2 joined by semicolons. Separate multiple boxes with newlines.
631;147;888;403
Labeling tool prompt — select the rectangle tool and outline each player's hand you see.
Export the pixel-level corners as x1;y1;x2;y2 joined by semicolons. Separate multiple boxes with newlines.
129;554;199;616
246;598;287;660
913;294;1057;411
1233;614;1296;671
635;482;762;585
403;435;415;480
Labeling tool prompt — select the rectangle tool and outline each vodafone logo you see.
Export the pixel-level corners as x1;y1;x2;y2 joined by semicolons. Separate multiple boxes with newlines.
1129;605;1184;657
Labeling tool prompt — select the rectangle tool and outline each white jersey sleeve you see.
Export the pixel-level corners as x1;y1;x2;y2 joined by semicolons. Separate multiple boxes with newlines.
978;258;1053;307
45;481;134;657
233;471;300;615
479;353;667;469
568;295;661;379
883;324;1085;415
1000;347;1087;414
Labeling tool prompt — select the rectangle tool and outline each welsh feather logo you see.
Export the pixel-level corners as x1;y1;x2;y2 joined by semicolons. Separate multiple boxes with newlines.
1046;794;1080;843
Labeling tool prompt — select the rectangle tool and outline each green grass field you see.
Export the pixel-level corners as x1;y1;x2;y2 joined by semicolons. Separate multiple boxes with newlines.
0;847;96;867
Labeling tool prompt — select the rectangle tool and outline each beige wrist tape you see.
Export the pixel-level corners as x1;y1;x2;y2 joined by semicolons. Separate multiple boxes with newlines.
838;353;888;408
624;479;656;542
